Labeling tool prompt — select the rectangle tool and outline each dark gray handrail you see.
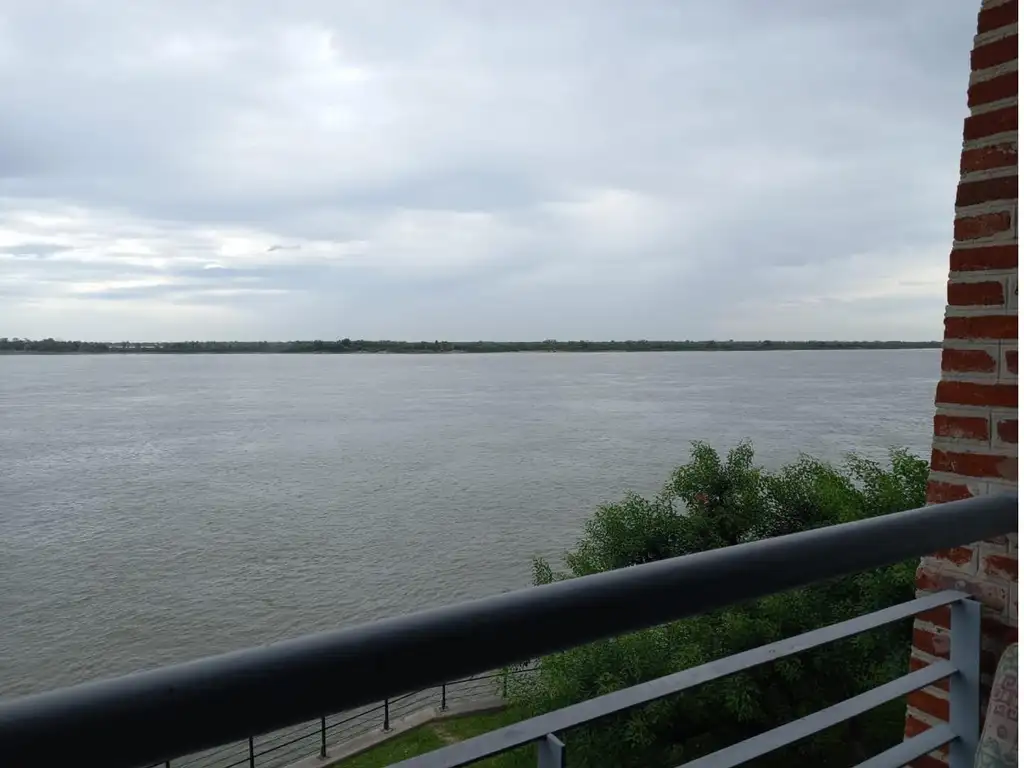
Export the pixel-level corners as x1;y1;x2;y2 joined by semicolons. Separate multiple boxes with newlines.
0;494;1016;768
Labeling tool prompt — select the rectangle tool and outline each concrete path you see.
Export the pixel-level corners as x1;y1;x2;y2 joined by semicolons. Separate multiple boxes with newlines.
285;697;505;768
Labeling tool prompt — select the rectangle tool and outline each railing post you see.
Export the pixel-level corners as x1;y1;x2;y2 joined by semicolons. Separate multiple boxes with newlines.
248;736;255;768
383;698;390;732
319;716;327;759
441;683;447;712
537;733;564;768
948;597;982;768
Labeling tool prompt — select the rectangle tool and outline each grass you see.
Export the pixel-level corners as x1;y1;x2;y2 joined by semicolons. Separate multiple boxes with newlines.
336;708;536;768
335;727;447;768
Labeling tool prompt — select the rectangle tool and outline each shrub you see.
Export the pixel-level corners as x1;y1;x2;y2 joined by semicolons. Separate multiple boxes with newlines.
506;442;928;767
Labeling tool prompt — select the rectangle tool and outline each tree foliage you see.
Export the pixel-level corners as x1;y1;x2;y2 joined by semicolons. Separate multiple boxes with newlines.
508;442;928;767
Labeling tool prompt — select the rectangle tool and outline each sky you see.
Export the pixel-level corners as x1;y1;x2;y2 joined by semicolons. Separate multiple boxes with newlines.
0;1;978;342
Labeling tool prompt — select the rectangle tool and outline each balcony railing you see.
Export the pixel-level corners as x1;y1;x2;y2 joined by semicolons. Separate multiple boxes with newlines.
394;590;976;768
0;494;1016;768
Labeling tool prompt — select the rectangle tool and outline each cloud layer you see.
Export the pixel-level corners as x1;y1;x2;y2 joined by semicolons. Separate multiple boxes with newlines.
0;1;976;341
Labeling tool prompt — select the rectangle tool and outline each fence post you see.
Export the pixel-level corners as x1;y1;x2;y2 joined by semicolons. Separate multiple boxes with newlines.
248;736;255;768
383;698;390;732
502;673;508;699
320;716;327;759
537;733;564;768
441;683;447;712
948;597;982;768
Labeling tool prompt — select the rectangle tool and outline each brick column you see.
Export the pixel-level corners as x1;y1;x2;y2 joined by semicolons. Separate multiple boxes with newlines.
905;1;1019;765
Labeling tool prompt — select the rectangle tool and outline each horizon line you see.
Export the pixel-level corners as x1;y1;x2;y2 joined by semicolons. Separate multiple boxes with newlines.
2;337;943;345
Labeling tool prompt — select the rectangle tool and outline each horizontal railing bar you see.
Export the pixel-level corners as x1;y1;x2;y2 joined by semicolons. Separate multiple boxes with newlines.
253;726;318;759
678;662;956;768
390;592;967;768
258;721;320;749
327;720;379;739
326;703;385;729
322;707;381;735
393;689;429;704
176;751;240;768
855;725;957;768
0;493;1014;768
175;738;246;767
447;667;534;686
325;709;383;735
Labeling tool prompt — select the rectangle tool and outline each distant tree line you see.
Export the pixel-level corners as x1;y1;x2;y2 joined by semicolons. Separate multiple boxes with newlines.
0;337;941;355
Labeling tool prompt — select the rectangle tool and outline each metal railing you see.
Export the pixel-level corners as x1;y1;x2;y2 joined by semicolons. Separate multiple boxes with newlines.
166;668;530;768
0;493;1016;768
394;590;979;768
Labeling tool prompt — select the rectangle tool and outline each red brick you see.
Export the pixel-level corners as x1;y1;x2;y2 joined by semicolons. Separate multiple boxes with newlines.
963;106;1018;141
926;480;976;504
906;712;936;738
950;244;1019;271
910;659;953;691
996;418;1018;443
917;565;1009;612
960;143;1018;174
953;211;1013;241
918;604;953;630
908;689;951;721
1006;349;1018;374
931;449;1018;481
941;347;999;372
948;280;1006;306
914;625;952;658
936;380;1019;407
968;71;1019;108
905;713;952;760
919;603;1021;633
932;545;979;571
910;655;952;690
972;35;1019;72
944;315;1018;340
956;175;1018;207
977;0;1018;35
934;414;991;440
981;552;1019;581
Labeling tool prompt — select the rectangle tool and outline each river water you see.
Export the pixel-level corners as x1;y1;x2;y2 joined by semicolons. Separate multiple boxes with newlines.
0;350;939;699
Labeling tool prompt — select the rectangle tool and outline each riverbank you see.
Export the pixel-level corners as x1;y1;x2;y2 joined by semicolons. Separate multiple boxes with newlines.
0;339;940;354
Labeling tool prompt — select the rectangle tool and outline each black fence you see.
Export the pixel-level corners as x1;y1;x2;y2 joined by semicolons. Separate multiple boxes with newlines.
167;668;532;768
0;494;1017;768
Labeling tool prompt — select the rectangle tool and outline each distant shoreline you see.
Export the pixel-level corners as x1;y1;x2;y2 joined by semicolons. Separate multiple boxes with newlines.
0;339;942;355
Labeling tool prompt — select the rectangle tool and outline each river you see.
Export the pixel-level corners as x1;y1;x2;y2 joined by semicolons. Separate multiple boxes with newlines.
0;350;939;698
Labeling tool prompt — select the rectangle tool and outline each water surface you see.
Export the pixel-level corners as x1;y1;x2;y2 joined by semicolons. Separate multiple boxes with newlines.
0;350;939;696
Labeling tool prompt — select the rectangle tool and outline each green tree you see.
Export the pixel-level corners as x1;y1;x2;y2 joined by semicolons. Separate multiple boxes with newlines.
507;442;927;767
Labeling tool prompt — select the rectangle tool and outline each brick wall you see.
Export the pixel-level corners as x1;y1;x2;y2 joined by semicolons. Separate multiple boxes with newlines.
906;1;1019;765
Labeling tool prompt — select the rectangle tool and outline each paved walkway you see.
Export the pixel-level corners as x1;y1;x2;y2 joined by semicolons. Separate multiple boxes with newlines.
285;697;505;768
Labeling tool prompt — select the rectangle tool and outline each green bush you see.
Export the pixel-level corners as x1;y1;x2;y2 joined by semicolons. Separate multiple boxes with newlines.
507;442;928;767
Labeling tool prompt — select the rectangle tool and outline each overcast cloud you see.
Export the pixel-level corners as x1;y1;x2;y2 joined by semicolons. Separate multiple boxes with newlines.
0;1;977;341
